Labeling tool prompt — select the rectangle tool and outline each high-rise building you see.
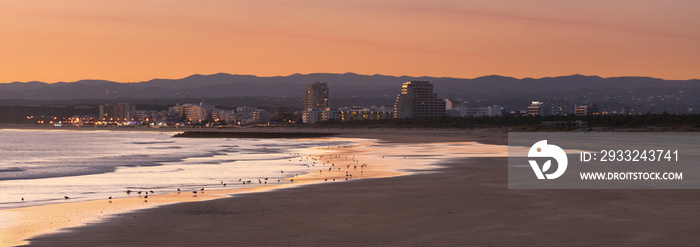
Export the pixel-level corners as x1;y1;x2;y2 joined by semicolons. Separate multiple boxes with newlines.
394;81;446;118
98;104;113;121
181;103;208;122
113;103;135;121
303;82;329;109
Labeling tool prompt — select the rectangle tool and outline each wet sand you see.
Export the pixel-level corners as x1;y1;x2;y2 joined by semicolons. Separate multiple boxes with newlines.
2;132;506;246
26;156;700;247
0;125;508;144
16;131;700;246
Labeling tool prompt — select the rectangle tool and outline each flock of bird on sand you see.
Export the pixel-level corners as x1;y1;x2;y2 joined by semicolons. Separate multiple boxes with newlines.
19;144;385;204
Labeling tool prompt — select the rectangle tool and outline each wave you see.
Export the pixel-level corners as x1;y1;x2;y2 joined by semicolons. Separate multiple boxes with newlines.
0;167;24;172
131;141;175;144
0;166;117;181
147;146;182;150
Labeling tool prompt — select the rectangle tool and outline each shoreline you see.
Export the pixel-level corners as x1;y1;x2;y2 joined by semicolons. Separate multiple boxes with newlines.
1;131;508;246
172;131;339;138
0;125;508;145
26;155;700;247
0;138;366;246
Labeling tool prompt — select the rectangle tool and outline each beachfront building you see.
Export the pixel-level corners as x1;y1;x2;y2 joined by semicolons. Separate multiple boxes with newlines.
113;103;135;121
334;106;394;121
527;101;547;116
394;81;446;118
457;105;503;117
98;103;135;122
303;81;329;109
271;105;290;120
527;101;561;116
132;110;166;123
541;120;588;128
575;104;601;116
302;81;330;124
182;103;208;123
213;109;237;124
302;108;324;124
98;104;112;121
169;102;215;124
445;98;454;110
303;106;393;123
253;110;271;123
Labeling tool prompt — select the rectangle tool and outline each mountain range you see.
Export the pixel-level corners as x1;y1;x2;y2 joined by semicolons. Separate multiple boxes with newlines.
1;73;698;113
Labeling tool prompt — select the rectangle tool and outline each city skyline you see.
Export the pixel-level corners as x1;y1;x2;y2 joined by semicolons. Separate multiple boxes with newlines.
0;72;695;115
1;0;699;83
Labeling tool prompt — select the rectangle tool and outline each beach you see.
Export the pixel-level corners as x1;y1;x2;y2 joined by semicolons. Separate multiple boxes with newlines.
0;129;505;246
26;161;700;246
8;129;700;246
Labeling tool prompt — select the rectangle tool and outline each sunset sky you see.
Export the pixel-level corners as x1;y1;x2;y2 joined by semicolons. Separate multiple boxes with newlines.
1;0;699;83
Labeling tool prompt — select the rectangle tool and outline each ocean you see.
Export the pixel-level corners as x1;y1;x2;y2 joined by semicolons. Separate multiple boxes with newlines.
0;129;351;209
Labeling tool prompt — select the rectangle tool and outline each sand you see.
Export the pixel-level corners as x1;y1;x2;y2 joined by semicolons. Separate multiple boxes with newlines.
1;131;508;246
25;157;700;247
10;130;700;246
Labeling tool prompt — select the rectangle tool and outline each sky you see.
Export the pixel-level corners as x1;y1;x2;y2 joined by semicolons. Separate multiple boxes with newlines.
1;0;699;83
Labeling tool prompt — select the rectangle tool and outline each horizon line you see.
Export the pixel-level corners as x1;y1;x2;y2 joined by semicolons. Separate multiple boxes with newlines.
2;72;698;84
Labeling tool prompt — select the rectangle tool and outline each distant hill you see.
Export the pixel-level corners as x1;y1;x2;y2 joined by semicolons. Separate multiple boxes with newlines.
1;73;698;114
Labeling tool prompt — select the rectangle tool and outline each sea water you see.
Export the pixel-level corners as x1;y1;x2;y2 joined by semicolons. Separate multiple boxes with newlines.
0;129;351;209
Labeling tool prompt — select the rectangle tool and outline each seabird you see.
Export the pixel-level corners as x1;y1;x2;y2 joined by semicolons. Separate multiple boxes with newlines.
108;196;112;200
64;196;70;199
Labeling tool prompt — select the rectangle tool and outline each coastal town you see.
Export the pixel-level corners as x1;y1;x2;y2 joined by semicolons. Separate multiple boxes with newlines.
27;80;627;128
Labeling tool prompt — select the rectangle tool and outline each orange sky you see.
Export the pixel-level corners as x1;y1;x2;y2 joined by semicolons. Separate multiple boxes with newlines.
1;0;699;83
